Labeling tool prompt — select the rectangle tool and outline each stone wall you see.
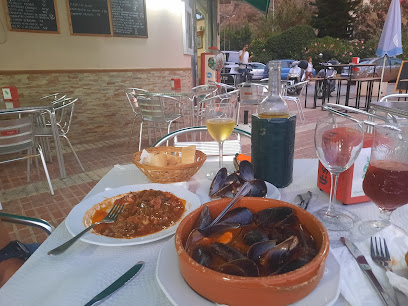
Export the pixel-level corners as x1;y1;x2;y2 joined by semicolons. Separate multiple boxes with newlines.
0;69;192;144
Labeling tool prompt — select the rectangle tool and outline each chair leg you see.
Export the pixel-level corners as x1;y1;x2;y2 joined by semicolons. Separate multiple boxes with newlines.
128;117;137;143
236;103;241;124
38;145;54;195
61;135;85;172
139;121;144;151
295;98;305;123
27;148;31;182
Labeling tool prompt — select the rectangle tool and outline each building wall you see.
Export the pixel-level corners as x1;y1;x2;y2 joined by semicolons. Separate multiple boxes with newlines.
0;0;193;144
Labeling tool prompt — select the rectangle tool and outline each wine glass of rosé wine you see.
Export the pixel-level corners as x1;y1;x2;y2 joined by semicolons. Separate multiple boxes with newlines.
205;101;236;170
360;121;408;236
314;114;364;231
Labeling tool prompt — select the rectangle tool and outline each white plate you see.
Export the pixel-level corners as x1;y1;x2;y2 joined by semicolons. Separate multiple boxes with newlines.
65;184;201;246
156;237;341;306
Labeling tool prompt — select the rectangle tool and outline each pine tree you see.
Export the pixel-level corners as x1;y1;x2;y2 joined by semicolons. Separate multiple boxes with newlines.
310;0;361;39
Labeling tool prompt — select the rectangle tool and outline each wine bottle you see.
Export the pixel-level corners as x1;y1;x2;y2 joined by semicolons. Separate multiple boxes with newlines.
257;61;290;118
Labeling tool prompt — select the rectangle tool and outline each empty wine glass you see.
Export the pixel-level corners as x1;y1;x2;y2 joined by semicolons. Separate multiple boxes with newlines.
205;101;236;169
360;121;408;235
314;114;364;231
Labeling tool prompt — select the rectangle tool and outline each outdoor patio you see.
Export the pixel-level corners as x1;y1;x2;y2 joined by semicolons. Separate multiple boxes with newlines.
0;81;394;245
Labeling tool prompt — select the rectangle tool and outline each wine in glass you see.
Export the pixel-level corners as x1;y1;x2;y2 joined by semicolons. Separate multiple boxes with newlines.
360;121;408;235
314;115;364;231
205;102;236;169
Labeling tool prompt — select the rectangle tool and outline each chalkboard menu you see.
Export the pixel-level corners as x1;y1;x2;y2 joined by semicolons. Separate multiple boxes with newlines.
110;0;147;37
67;0;111;35
395;61;408;92
5;0;59;33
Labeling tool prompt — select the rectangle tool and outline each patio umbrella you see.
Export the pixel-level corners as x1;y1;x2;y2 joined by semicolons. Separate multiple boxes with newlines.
244;0;271;16
376;0;402;93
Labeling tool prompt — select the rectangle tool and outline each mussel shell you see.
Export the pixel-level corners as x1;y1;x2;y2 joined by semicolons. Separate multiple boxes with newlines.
209;168;227;198
217;258;259;277
247;239;277;262
210;242;246;262
242;228;269;246
247;179;267;197
196;205;212;230
260;236;299;274
237;160;254;182
274;258;310;275
254;207;294;229
219;207;253;226
191;245;213;268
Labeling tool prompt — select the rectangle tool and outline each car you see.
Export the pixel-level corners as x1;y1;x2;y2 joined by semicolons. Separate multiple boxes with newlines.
249;62;266;80
340;57;402;82
263;59;294;80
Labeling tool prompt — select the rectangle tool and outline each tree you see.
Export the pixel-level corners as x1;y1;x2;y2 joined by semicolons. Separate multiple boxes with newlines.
310;0;361;39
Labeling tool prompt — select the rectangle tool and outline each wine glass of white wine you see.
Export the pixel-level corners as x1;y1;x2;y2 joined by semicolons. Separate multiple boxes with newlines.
205;101;236;169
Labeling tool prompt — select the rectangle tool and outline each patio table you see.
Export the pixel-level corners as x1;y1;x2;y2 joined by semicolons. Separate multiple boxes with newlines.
1;156;407;305
0;106;66;179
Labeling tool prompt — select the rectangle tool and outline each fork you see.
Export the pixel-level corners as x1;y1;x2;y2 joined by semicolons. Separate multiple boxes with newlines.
370;236;393;272
48;202;125;255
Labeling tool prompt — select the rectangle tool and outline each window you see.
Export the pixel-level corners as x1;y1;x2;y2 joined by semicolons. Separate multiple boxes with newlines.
182;2;194;55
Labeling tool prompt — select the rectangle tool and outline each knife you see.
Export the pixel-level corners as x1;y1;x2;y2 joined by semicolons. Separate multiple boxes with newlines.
84;261;145;306
341;237;398;306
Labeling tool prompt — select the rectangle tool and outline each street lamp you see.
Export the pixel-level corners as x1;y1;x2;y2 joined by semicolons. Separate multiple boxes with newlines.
222;14;235;51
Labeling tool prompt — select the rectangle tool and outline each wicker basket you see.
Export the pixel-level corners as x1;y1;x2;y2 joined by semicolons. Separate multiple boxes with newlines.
132;147;207;183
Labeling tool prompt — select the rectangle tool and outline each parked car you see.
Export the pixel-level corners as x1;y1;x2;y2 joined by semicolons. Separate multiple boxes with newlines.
340;57;402;82
249;62;266;80
263;59;316;80
263;59;294;80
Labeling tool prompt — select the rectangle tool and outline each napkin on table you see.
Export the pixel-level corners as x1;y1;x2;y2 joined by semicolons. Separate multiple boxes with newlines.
332;225;408;306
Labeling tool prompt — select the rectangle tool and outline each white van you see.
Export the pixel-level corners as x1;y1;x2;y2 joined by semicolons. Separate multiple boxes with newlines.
221;51;240;85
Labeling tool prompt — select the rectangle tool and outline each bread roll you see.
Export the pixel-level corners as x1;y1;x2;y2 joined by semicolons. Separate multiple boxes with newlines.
145;152;167;167
167;154;179;166
181;145;196;164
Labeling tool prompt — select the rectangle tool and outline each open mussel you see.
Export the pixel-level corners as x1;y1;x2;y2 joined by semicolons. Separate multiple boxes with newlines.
209;161;267;199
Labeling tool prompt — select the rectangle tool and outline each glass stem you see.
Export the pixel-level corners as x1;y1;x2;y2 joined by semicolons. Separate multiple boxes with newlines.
218;141;224;168
378;209;392;226
326;173;339;217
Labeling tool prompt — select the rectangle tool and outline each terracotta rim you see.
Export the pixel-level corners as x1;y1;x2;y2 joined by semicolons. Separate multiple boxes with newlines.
175;198;330;287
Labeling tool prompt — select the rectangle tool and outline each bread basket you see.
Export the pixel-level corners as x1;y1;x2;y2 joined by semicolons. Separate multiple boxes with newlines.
132;147;207;183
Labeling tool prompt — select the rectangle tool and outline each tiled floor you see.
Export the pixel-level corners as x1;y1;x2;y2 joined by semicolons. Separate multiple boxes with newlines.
0;83;385;244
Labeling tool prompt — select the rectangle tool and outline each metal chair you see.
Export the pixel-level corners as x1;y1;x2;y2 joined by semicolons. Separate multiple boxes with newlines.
137;94;183;150
125;88;148;143
0;115;54;195
0;212;54;235
281;80;309;123
35;98;85;172
379;93;408;102
195;90;240;126
237;83;267;123
152;126;251;157
208;81;236;95
189;85;218;126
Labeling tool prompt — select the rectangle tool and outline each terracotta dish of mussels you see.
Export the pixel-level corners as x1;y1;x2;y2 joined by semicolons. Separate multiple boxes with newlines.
175;198;330;306
209;160;267;198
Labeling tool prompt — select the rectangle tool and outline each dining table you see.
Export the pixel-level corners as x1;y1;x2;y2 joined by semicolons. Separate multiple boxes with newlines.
0;105;66;179
1;157;407;306
370;101;408;119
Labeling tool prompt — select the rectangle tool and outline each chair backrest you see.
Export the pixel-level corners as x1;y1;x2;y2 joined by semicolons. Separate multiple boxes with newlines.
238;83;267;103
40;93;67;104
379;93;408;102
0;116;34;155
125;88;148;114
137;95;169;122
52;98;78;135
191;84;218;103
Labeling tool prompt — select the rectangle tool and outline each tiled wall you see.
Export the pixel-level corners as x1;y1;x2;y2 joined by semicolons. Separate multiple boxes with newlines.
0;69;192;144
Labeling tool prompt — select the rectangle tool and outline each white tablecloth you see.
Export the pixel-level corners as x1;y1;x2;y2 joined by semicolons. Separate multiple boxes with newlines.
0;158;406;306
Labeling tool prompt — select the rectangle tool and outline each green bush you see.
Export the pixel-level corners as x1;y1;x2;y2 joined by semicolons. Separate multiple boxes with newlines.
258;25;316;62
